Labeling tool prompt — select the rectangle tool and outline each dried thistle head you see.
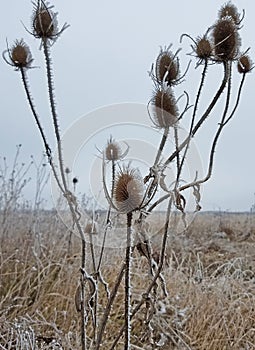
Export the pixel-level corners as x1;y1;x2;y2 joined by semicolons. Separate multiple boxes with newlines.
105;136;128;161
195;36;213;61
237;54;254;73
3;39;33;70
114;167;144;213
181;33;213;66
155;47;181;86
151;87;179;128
31;1;68;42
212;17;241;61
218;2;241;26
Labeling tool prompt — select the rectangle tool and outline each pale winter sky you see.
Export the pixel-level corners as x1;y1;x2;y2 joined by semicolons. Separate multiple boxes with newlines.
0;0;254;211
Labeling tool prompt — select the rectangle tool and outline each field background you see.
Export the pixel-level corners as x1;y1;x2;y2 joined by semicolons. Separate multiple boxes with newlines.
1;210;255;349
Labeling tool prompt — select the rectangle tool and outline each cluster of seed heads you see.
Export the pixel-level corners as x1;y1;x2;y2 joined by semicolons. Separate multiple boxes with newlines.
186;2;253;71
149;46;181;129
3;1;69;71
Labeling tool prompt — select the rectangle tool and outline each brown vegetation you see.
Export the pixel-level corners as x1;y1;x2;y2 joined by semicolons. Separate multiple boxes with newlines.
1;211;255;349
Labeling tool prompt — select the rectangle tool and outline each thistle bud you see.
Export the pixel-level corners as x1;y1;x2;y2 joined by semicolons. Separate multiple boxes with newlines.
151;88;178;128
237;55;253;73
114;168;144;213
155;48;180;86
212;17;241;61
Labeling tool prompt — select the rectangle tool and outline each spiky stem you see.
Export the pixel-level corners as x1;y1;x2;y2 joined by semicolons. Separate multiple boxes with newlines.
163;61;229;169
153;126;169;166
80;239;87;350
42;37;88;350
176;60;208;183
95;262;126;349
109;198;172;350
20;67;64;193
97;159;116;272
179;62;235;191
125;211;133;350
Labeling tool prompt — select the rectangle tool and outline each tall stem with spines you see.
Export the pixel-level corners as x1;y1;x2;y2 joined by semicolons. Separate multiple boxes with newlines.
163;61;229;170
125;211;133;350
42;37;88;350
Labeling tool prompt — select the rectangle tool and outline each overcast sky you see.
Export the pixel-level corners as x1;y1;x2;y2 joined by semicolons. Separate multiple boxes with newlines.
1;0;254;211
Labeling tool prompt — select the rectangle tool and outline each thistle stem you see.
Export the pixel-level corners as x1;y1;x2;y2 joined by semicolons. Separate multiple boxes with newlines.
109;199;172;350
176;60;208;183
163;61;229;169
95;262;126;349
125;211;133;350
42;37;88;350
20;67;64;193
153;126;169;166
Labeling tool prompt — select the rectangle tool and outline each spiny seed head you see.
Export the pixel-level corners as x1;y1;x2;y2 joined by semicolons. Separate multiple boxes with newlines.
105;139;122;161
104;137;129;161
237;55;253;73
114;168;144;213
8;39;33;69
213;17;241;61
218;2;241;25
195;37;213;60
151;88;178;128
32;1;57;39
155;49;180;86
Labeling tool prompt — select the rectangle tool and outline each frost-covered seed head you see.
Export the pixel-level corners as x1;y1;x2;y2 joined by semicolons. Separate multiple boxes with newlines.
237;55;253;73
218;2;241;25
196;37;213;60
151;88;178;128
32;1;56;39
5;39;33;69
155;49;180;86
105;140;122;161
213;17;241;61
114;168;144;213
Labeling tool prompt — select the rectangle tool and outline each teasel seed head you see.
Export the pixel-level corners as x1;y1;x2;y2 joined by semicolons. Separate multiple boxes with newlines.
114;168;144;213
3;39;33;70
105;138;122;161
237;54;254;74
212;17;241;61
195;36;213;60
30;1;68;42
104;136;129;162
218;2;241;26
32;1;55;38
151;87;179;128
155;48;180;86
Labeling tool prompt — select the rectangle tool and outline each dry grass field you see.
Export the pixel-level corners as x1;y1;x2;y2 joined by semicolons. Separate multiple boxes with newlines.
1;210;255;349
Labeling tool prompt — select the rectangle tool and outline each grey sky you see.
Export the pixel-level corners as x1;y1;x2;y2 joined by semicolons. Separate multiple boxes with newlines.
1;0;254;211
